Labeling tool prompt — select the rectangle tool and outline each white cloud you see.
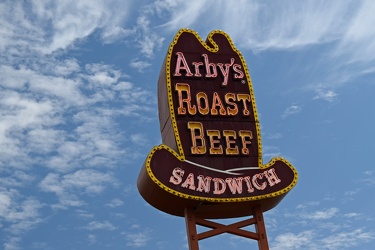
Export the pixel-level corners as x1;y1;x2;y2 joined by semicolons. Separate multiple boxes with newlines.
134;3;165;58
0;171;35;188
266;133;283;140
76;210;94;219
262;146;281;161
124;231;152;248
0;58;155;172
26;129;66;155
313;89;338;102
5;198;41;223
0;2;159;176
0;65;84;105
129;59;152;73
270;201;375;249
302;207;339;220
34;1;133;53
0;190;43;242
156;0;375;97
85;221;116;231
160;0;348;51
321;229;375;249
281;105;302;119
39;170;116;208
0;90;58;129
364;170;373;176
87;234;97;245
158;0;208;31
52;59;81;76
344;188;360;197
0;192;12;217
84;63;123;86
361;170;375;186
130;134;150;146
0;1;132;66
335;0;375;63
3;236;21;250
296;201;320;210
272;228;375;250
62;170;115;193
272;230;315;250
344;212;361;219
101;26;135;44
113;81;133;91
106;199;124;208
154;0;180;17
123;185;136;197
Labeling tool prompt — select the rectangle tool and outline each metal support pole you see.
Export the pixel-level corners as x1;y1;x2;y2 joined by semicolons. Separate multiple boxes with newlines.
185;207;199;250
254;206;269;250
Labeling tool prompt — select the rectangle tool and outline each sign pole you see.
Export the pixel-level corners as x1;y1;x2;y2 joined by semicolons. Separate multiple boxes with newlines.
185;207;199;250
254;206;269;250
184;206;270;250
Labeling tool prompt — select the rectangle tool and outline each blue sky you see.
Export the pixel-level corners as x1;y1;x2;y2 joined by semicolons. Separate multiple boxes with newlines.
1;0;375;249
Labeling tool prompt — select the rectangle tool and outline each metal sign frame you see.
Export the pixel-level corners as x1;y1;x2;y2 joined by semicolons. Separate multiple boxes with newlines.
185;206;269;250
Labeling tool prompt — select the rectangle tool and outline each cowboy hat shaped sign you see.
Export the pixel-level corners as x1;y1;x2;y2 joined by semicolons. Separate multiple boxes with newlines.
137;29;298;219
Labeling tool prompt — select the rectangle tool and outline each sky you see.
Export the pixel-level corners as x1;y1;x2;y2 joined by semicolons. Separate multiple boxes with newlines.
0;0;375;249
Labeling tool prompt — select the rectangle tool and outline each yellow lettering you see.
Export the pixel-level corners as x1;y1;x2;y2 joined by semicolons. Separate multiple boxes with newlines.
239;130;253;155
211;92;226;116
187;122;206;154
175;83;197;115
196;92;209;115
223;130;239;155
225;93;238;116
237;94;251;116
206;130;223;155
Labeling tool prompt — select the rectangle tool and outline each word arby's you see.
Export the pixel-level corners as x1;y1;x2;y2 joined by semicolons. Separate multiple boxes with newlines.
174;52;244;86
169;167;281;195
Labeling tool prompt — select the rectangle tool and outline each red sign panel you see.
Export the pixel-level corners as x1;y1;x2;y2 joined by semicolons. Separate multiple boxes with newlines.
137;29;298;218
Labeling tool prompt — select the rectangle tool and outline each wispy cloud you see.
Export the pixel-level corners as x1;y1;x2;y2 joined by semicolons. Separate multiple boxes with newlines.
321;229;375;249
106;198;124;208
160;0;349;51
135;4;165;58
129;59;152;73
123;230;152;248
313;88;338;102
39;170;116;209
362;170;375;186
262;146;281;161
266;133;283;140
272;230;315;250
85;221;117;231
269;203;375;250
0;0;134;56
334;1;375;64
157;0;375;102
281;104;302;119
301;207;339;220
130;133;150;147
272;228;375;250
0;189;43;249
88;234;97;245
158;0;375;64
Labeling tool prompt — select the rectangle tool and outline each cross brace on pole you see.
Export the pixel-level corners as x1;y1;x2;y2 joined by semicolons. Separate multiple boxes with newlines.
185;206;269;250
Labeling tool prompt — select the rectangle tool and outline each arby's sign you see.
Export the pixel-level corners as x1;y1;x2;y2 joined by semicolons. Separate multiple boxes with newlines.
137;29;298;218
